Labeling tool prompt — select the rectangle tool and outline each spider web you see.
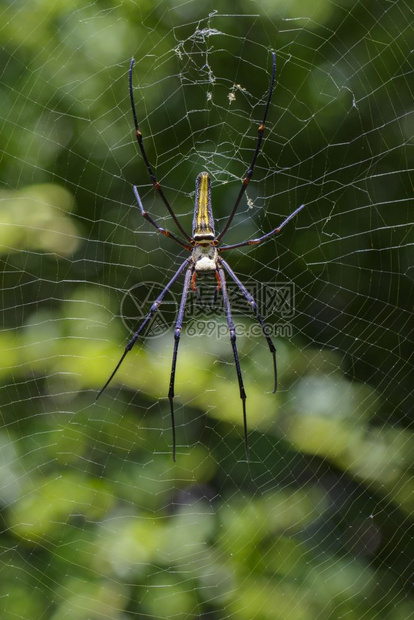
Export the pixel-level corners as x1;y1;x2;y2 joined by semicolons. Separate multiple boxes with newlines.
1;2;413;619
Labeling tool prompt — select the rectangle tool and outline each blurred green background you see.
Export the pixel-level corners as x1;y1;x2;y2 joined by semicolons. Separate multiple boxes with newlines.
1;1;413;619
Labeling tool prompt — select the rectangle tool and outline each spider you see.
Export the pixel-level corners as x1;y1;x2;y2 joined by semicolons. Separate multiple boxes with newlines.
97;52;305;461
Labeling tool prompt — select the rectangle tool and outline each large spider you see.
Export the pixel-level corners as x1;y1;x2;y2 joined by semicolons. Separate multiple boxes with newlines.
97;52;305;461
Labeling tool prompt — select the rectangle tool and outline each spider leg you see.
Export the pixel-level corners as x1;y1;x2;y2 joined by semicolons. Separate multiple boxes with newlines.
212;270;221;306
96;258;191;400
217;266;249;462
129;58;192;242
189;270;205;307
133;186;191;251
219;203;305;252
216;51;276;244
219;258;277;392
168;265;194;461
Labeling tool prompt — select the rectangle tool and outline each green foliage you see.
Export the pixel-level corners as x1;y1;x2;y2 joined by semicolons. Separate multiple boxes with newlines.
1;1;413;619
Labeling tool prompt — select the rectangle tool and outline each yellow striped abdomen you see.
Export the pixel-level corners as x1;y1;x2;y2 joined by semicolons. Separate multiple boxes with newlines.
192;172;215;240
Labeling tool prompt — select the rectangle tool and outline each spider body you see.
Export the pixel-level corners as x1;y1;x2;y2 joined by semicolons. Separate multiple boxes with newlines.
97;52;305;461
191;172;218;275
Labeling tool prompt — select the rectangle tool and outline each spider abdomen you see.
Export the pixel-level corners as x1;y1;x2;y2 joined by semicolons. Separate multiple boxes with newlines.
193;172;215;241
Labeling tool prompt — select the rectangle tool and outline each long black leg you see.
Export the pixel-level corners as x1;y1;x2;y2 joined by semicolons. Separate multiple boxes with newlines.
132;186;191;251
219;203;305;252
216;51;276;244
129;58;192;243
96;258;191;400
217;266;249;461
168;265;194;461
219;258;277;392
